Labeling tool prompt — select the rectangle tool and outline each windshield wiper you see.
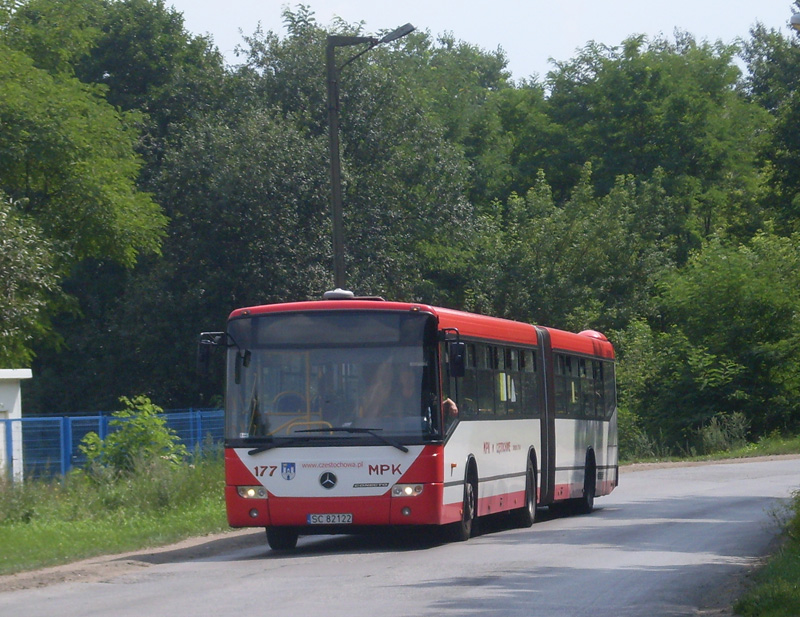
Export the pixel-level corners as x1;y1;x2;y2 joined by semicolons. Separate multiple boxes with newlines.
297;427;409;453
247;436;314;455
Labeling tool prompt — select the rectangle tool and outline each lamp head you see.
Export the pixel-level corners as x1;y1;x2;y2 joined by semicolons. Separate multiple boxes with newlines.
379;23;415;44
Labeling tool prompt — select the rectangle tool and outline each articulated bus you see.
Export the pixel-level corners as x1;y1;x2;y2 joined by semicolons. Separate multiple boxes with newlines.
200;291;618;550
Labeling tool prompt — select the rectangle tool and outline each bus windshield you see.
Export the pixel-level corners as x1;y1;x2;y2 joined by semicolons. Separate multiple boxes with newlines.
224;310;441;446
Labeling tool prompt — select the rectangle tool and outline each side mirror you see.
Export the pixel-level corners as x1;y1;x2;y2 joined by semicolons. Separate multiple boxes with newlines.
197;332;226;377
448;341;466;378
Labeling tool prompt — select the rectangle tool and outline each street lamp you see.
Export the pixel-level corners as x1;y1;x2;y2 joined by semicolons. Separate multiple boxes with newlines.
326;23;415;289
792;13;800;32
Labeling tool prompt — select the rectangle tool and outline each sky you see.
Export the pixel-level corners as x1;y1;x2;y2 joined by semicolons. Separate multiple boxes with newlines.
165;0;797;80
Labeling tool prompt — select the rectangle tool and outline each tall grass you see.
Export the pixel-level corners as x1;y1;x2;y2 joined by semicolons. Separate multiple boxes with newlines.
735;490;800;617
0;447;227;575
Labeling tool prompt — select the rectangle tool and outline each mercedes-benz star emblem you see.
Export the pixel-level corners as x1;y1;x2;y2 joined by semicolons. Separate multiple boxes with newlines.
319;472;337;489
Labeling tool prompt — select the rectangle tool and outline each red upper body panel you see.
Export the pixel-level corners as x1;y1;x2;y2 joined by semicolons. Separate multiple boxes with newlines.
229;299;614;360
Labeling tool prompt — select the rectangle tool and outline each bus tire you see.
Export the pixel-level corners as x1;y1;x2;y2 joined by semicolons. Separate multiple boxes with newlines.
449;469;477;542
573;456;596;515
266;527;299;550
512;460;537;528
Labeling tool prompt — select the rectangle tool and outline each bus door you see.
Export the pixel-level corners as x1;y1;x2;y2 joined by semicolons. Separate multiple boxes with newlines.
535;326;556;505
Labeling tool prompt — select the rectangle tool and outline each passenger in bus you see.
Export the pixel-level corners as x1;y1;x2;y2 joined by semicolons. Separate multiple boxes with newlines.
443;397;459;419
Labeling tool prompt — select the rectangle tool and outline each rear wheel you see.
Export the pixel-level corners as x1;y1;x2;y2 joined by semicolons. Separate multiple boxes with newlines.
266;527;299;550
573;458;596;515
512;461;537;528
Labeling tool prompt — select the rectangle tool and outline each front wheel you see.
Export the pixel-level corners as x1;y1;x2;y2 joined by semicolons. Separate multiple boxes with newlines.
266;527;299;550
448;472;476;542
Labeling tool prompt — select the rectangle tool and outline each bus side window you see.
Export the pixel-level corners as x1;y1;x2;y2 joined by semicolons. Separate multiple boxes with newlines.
440;342;459;432
604;361;617;419
593;360;605;418
579;358;593;418
504;349;519;416
521;349;538;418
460;343;478;418
554;354;567;416
476;345;494;416
565;355;581;417
494;347;508;416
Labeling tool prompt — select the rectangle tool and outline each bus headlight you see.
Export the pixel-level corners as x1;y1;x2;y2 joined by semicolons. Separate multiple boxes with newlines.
392;484;423;497
237;486;267;499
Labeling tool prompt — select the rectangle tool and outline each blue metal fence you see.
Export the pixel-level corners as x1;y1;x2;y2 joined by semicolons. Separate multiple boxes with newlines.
1;408;224;481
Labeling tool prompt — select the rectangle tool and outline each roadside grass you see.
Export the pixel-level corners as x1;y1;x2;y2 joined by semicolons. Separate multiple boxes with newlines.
734;490;800;617
619;432;800;465
0;449;228;575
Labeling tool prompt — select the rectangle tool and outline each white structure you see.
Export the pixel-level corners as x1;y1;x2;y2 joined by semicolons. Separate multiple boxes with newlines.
0;369;32;482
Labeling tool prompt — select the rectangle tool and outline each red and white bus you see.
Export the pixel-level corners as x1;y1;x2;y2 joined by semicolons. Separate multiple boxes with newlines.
201;291;617;550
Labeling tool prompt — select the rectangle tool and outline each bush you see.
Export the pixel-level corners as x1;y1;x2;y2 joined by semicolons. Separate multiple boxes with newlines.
618;406;673;461
698;412;749;454
79;395;188;475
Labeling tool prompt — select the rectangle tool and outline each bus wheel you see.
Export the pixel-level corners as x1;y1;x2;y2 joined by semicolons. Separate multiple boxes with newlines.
266;527;299;550
450;472;476;542
512;461;537;528
573;459;596;515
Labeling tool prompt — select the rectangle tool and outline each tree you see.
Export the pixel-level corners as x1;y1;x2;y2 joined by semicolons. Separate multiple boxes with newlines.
620;233;800;444
489;165;672;333
0;192;62;366
0;31;166;364
545;33;767;255
742;16;800;232
74;0;225;183
4;0;223;408
235;8;474;299
0;43;166;268
0;0;102;74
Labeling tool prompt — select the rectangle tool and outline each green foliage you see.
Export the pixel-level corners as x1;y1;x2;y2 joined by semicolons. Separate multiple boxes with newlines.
544;33;766;252
3;0;798;456
0;192;62;366
614;233;800;450
79;396;188;474
698;412;750;454
617;406;670;461
658;234;800;435
488;166;669;332
0;41;166;268
0;448;226;574
0;7;169;363
1;0;102;74
735;491;800;617
742;11;800;233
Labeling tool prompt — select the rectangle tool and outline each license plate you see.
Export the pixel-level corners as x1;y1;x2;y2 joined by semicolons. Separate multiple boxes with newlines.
307;513;353;525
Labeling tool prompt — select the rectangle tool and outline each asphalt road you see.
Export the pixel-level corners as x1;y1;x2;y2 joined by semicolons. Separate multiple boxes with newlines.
1;456;798;617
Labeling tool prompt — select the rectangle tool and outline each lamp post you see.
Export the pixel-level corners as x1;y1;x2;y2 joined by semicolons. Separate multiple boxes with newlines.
792;13;800;32
326;23;415;290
